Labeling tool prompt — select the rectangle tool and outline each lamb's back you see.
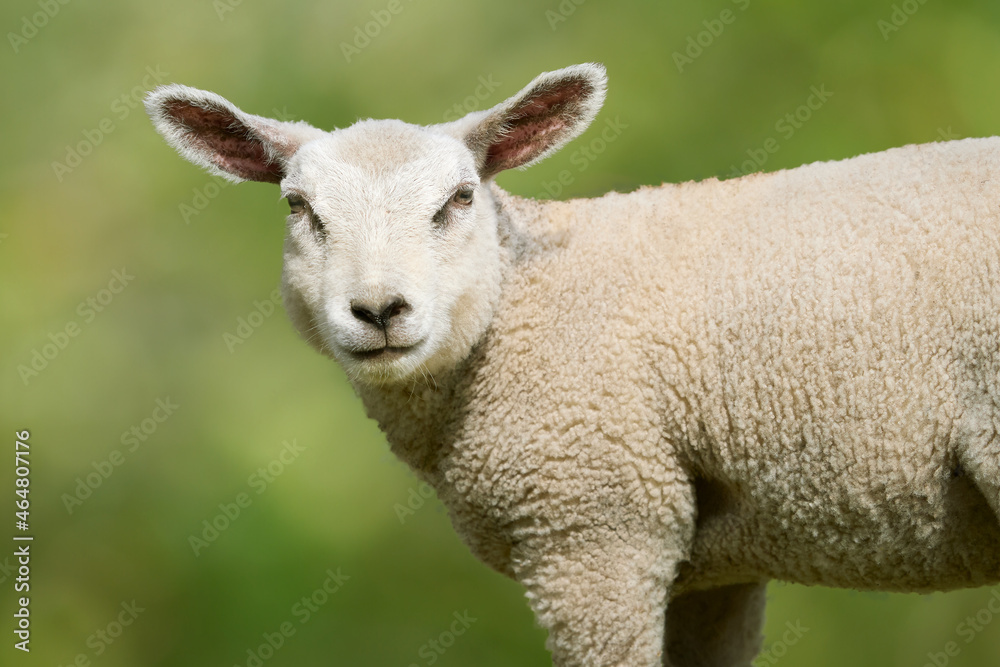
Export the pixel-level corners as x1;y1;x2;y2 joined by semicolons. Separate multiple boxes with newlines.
515;138;1000;591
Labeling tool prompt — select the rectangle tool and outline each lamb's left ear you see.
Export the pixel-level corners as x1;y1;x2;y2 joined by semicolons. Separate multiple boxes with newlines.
144;84;327;184
443;63;607;179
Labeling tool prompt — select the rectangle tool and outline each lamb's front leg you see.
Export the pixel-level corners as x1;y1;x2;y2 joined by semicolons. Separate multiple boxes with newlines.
512;524;686;667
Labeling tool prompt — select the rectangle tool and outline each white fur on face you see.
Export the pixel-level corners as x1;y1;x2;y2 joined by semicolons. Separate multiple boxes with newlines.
279;119;502;386
146;65;608;387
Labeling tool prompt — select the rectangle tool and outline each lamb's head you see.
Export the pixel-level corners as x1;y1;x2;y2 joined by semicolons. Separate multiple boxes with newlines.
145;64;606;385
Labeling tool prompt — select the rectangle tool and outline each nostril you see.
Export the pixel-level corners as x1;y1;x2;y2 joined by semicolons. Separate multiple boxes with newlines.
350;296;409;329
381;297;408;322
350;302;380;326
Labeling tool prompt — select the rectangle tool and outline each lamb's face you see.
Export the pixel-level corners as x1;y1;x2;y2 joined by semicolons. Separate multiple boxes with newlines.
145;65;606;387
279;120;503;385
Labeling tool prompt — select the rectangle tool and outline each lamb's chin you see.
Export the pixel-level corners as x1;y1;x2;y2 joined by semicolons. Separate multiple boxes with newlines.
339;345;430;387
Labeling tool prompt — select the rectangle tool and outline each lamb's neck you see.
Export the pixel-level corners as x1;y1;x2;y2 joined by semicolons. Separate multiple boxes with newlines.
355;368;467;485
353;186;562;481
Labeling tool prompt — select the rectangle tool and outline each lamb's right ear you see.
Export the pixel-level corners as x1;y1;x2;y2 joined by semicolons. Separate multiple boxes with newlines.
144;84;326;184
441;63;607;179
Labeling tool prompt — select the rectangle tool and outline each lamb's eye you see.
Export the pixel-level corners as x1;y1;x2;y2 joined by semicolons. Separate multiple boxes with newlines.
433;185;476;226
286;195;325;236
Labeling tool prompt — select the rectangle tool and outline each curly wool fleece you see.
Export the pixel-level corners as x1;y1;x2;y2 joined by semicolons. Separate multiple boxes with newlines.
362;140;1000;665
147;65;1000;666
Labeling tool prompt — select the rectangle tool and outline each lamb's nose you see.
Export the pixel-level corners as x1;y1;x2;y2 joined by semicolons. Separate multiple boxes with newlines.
350;296;409;330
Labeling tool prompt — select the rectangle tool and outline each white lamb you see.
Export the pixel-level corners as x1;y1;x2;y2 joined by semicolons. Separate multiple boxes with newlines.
145;64;1000;666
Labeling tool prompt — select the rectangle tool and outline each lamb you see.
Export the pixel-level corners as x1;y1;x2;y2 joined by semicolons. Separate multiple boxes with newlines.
144;63;1000;666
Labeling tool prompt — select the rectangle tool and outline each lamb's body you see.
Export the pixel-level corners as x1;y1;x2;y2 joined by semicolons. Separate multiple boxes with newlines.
147;65;1000;666
363;137;1000;663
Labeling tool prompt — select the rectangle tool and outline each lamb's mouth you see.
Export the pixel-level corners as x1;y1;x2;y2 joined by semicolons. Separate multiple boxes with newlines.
349;342;421;362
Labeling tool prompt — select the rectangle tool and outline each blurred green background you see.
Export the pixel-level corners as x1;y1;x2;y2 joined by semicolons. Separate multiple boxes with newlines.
2;1;1000;665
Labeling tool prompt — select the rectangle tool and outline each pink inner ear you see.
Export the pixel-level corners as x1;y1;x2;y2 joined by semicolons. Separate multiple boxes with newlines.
166;101;283;183
513;81;585;118
486;118;568;171
484;79;588;176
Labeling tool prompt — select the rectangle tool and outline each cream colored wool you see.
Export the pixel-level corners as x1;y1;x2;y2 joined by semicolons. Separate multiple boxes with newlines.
146;65;1000;666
